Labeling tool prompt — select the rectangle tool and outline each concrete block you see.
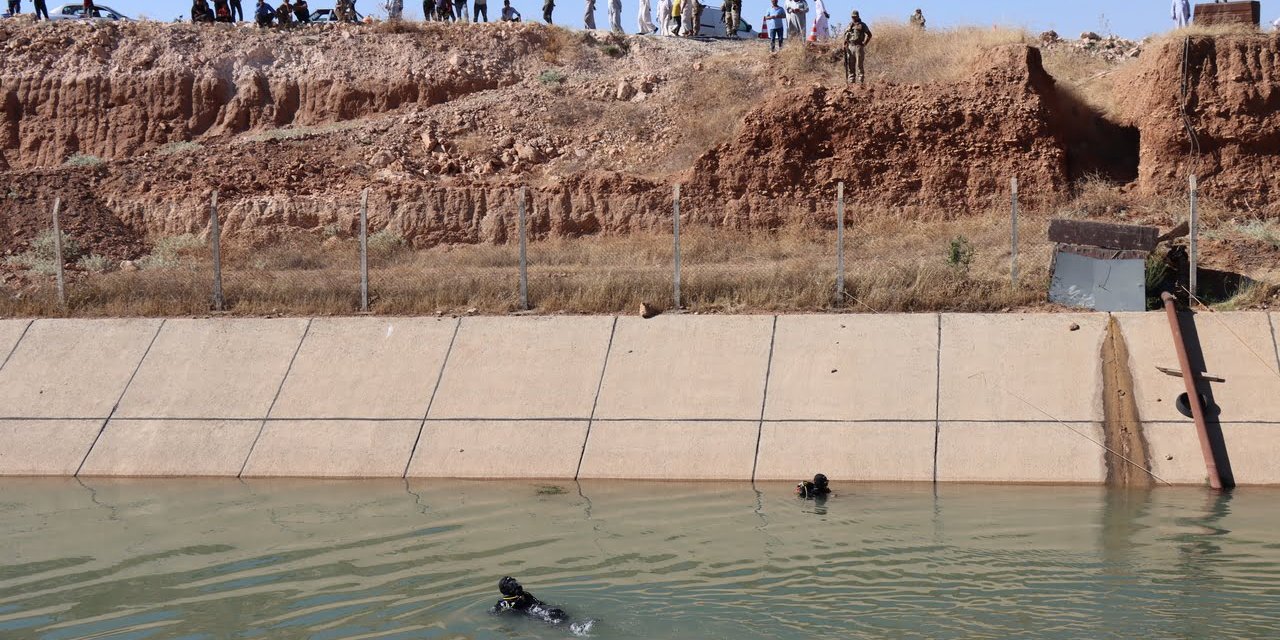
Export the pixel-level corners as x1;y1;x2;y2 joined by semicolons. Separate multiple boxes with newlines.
270;318;458;419
1116;312;1280;422
1145;422;1280;486
577;421;758;480
241;420;421;478
79;419;261;477
765;314;938;421
406;420;588;479
0;319;162;419
594;315;774;420
0;420;102;475
754;421;935;482
115;319;309;420
428;317;614;419
0;319;29;365
940;314;1107;422
936;422;1106;483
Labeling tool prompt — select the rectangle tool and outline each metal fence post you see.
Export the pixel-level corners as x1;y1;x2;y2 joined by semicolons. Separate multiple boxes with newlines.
1189;174;1198;299
359;188;369;312
51;198;66;309
836;182;845;304
1010;176;1019;287
518;187;529;310
210;190;224;312
673;184;681;309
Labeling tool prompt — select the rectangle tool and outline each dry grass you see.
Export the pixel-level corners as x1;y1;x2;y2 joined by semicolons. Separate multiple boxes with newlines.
862;24;1033;84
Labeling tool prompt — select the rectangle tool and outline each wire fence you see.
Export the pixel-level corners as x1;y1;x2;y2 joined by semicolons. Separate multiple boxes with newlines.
1;177;1205;317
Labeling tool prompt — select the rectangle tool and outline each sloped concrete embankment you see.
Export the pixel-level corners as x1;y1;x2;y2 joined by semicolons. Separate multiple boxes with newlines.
0;312;1277;483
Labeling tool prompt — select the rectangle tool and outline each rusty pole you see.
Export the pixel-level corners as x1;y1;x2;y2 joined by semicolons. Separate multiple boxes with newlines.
1160;292;1222;490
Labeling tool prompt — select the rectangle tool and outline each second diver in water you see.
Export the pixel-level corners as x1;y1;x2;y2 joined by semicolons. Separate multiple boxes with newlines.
492;576;595;635
796;473;832;498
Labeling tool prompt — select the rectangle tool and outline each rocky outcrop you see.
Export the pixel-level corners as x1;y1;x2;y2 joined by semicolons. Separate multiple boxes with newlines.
1118;33;1280;210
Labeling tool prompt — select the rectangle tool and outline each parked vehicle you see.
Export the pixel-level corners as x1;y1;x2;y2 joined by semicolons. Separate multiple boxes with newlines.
47;3;132;20
309;7;363;22
663;6;753;38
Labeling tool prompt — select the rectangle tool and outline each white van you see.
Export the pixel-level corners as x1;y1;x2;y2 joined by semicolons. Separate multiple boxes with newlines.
660;5;755;38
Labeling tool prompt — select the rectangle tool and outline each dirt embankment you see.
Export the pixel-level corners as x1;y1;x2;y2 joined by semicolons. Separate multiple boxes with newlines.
0;22;1278;263
1117;32;1280;210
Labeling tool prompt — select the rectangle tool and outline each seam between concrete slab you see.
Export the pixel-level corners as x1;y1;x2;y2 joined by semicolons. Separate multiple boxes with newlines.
402;317;462;478
575;316;618;480
238;318;313;478
932;313;942;484
750;316;779;484
0;319;32;373
74;318;166;477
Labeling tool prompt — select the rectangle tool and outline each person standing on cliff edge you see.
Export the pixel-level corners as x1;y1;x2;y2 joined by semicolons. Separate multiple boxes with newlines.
34;0;49;19
542;0;553;23
909;8;924;29
1172;0;1190;28
230;0;243;21
843;10;871;84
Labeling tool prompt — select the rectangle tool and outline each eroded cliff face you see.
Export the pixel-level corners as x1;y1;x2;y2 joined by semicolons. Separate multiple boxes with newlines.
1;22;1276;261
1118;33;1280;210
0;21;537;168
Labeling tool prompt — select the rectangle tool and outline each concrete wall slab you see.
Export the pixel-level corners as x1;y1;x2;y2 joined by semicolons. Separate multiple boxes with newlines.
577;421;758;480
754;421;935;482
0;320;29;366
428;317;614;420
1145;422;1280;486
0;420;102;475
406;420;588;479
241;420;420;478
0;319;161;419
1116;312;1280;423
80;420;260;476
115;319;309;420
270;318;457;420
936;422;1107;483
940;314;1106;422
594;316;774;420
765;315;937;421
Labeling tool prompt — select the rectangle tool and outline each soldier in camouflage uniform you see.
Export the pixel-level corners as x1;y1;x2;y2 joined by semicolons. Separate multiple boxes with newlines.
843;10;872;84
722;0;740;35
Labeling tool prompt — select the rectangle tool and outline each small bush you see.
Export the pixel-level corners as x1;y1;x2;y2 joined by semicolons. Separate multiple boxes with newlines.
157;141;203;156
538;69;566;87
140;233;205;269
945;236;975;273
5;230;81;275
64;153;104;168
1237;220;1280;250
601;43;626;58
367;228;406;257
77;254;113;274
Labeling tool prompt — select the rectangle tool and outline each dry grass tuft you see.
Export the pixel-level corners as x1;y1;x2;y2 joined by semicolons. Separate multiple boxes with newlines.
864;23;1032;84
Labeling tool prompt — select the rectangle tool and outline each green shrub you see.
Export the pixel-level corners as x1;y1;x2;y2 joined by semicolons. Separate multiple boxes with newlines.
77;254;113;274
945;236;974;273
538;69;566;87
157;141;203;156
140;233;205;269
5;230;81;275
64;153;104;167
367;228;406;257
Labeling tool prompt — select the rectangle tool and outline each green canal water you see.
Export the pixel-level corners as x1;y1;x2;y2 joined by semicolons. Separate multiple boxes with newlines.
2;480;1278;639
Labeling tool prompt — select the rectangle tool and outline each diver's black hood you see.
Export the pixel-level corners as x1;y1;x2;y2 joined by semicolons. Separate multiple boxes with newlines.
499;577;524;597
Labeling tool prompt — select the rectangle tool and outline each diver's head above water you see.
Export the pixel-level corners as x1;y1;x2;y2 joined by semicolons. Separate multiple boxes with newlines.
813;474;829;490
498;576;524;598
796;473;833;498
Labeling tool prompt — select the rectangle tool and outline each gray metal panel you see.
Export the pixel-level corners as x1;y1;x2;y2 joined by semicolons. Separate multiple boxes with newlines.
1049;251;1146;312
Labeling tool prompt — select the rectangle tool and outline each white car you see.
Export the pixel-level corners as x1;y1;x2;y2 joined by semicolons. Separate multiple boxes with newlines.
48;3;132;21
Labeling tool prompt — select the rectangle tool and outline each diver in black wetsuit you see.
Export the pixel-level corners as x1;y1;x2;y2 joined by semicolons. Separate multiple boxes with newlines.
492;576;569;623
796;473;832;498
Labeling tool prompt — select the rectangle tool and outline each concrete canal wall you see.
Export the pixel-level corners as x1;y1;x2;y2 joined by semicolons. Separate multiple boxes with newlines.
0;313;1277;485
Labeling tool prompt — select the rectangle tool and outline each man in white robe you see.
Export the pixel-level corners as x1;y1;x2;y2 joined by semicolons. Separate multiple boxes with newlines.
609;0;623;32
638;0;656;32
657;0;673;34
584;0;596;28
812;0;829;39
1171;0;1190;28
785;0;807;39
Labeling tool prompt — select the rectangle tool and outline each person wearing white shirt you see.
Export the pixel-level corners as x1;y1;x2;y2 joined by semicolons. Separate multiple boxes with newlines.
785;0;808;39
